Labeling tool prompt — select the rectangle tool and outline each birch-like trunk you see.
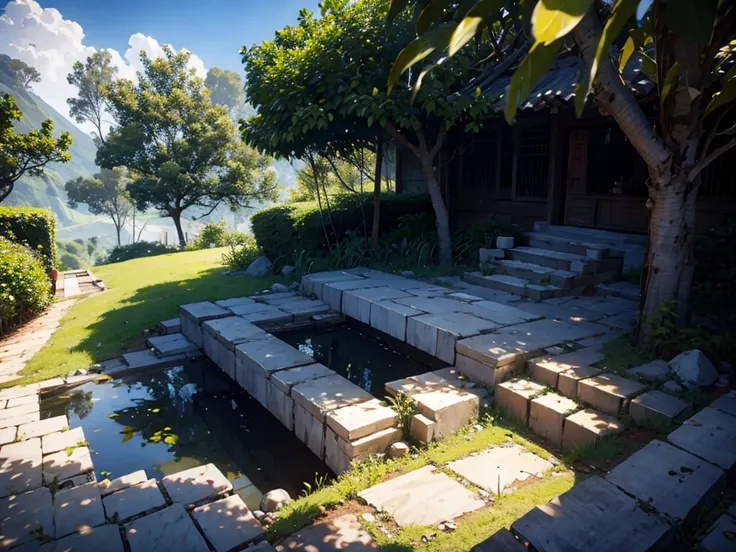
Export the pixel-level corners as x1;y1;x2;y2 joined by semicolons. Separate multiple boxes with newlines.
420;155;452;266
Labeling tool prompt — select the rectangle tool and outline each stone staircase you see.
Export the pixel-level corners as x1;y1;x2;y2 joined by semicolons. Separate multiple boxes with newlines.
465;223;645;301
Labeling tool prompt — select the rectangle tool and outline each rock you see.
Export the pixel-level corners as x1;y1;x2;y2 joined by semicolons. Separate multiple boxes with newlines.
715;374;731;389
88;364;103;374
400;271;415;277
496;236;515;249
260;489;291;513
388;441;410;459
252;509;266;522
361;513;376;523
68;368;88;377
669;349;718;387
245;256;273;277
271;283;289;293
289;281;300;291
282;265;296;276
660;380;683;394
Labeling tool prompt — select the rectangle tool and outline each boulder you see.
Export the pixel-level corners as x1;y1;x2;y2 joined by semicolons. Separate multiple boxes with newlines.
669;349;718;387
252;510;267;522
260;489;291;513
289;281;300;291
271;283;289;293
400;271;415;277
245;256;273;277
388;441;410;459
281;265;296;276
660;380;683;394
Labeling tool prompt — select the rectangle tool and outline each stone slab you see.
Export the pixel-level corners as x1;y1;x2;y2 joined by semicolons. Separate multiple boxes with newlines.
339;427;402;459
667;407;736;471
408;313;497;363
606;440;724;525
121;350;192;371
292;374;373;421
239;306;292;325
530;393;579;444
236;336;315;379
274;513;377;552
369;299;423;341
0;438;42;497
146;334;198;357
342;287;411;324
301;271;364;298
414;389;479;438
53;482;105;538
270;363;335;394
236;484;264;512
7;395;39;409
410;414;435;444
179;301;230;322
0;402;39;423
294;403;325;459
0;427;15;446
42;446;93;484
0;486;53;547
266;382;294;431
102;478;166;522
577;373;646;416
511;476;672;552
495;379;546;425
323;279;388;310
549;346;604;368
448;444;553;494
324;428;356;475
455;353;512;387
326;399;398;442
278;299;330;317
125;503;209;552
227;302;275;317
157;318;181;335
0;386;38;401
699;513;736;552
710;392;736;417
562;408;624;450
557;365;603;398
630;390;692;426
470;300;542;326
626;360;672;382
98;470;148;497
41;427;85;455
192;494;263;552
215;297;255;309
358;465;484;526
161;463;232;507
0;411;39;429
203;317;268;349
527;358;571;388
471;528;526;552
38;524;124;552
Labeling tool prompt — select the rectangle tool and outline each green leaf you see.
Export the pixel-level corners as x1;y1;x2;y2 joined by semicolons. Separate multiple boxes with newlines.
372;87;379;97
449;0;504;56
417;0;453;35
120;426;136;434
388;23;456;93
387;0;410;22
532;0;594;45
660;62;680;106
705;67;736;117
574;0;638;116
617;36;635;73
666;0;717;44
504;39;562;124
640;53;658;83
121;432;134;444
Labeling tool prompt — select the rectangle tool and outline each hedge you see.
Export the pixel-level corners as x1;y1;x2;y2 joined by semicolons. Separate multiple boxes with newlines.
103;241;177;264
0;236;52;335
251;193;432;264
0;207;57;273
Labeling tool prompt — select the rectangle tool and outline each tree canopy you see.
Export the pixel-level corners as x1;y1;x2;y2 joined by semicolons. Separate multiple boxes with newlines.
67;50;118;145
205;67;245;110
7;59;41;89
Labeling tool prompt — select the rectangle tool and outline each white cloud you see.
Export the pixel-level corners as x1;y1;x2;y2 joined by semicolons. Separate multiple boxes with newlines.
0;0;207;135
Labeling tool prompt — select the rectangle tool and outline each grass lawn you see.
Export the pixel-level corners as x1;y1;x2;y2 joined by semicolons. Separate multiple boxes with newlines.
15;247;277;386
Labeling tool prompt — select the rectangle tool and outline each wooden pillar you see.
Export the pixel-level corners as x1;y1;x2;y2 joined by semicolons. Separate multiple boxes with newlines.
546;110;564;224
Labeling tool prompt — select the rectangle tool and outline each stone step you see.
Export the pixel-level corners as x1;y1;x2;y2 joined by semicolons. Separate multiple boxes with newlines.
596;281;641;302
464;272;566;300
577;373;647;417
525;231;611;258
533;223;648;247
509;246;622;276
493;260;619;289
145;333;199;358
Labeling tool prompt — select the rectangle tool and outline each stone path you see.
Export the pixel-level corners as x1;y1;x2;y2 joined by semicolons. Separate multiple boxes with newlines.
54;269;105;299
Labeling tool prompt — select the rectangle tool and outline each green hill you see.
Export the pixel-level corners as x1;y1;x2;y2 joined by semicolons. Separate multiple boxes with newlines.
1;54;98;225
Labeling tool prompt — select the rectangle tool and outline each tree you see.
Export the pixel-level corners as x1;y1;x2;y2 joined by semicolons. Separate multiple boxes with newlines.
7;59;41;89
66;167;133;246
0;94;72;202
205;68;245;110
97;47;278;247
67;51;118;146
390;0;736;339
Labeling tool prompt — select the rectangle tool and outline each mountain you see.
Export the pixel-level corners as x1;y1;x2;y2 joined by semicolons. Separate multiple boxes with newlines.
1;54;98;226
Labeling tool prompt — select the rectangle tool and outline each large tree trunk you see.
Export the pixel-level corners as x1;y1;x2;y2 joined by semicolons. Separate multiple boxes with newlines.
420;156;452;266
171;210;186;247
371;138;383;250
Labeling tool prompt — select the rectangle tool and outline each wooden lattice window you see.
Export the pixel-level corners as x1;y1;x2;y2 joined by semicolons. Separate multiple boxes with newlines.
514;125;550;199
460;132;500;193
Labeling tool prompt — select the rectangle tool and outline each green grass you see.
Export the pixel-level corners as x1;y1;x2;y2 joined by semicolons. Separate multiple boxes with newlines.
595;333;652;375
14;248;277;386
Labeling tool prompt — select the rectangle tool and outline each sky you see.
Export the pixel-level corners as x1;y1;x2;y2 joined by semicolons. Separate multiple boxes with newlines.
0;0;320;132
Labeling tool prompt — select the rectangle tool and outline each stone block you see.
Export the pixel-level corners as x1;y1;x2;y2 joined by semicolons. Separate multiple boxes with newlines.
266;381;294;430
227;302;275;317
239;306;292;325
699;513;736;552
301;271;364;298
455;353;510;387
215;297;255;309
236;484;263;512
204;317;269;350
630;390;692;426
235;336;314;380
216;344;236;379
53;482;105;538
323;279;387;311
0;486;54;547
408;313;497;364
180;301;230;323
549;346;604;368
202;330;219;363
494;379;545;425
385;378;429;397
0;402;39;423
249;370;268;407
667;407;736;471
606;440;724;525
270;363;335;395
562;408;623;450
324;429;354;475
496;236;515;249
527;358;571;388
274;513;376;552
369;299;423;341
711;392;736;417
626;360;671;382
471;300;541;326
326;399;398;442
0;438;42;497
0;427;15;446
161;463;232;507
125;503;209;552
410;368;475;391
97;470;148;497
180;315;202;347
530;393;578;445
414;390;479;438
6;394;38;409
192;495;263;552
41;427;85;456
557;365;602;398
278;299;330;318
342;287;411;324
292;374;372;421
339;427;402;458
0;385;39;402
578;374;646;416
42;447;93;484
102;478;166;522
146;334;198;358
294;403;325;459
479;248;504;264
410;414;435;444
38;524;124;552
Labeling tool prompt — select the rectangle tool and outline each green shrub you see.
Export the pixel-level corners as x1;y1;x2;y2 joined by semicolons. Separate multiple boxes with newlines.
251;193;432;265
0;236;52;335
222;234;263;271
188;221;251;251
59;253;83;271
0;207;56;273
103;241;175;264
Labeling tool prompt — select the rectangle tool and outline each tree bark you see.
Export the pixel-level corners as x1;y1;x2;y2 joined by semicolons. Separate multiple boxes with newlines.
371;137;383;250
171;210;186;247
420;155;452;266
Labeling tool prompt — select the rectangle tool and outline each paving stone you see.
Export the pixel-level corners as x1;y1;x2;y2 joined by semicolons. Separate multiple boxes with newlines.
0;438;42;497
326;399;398;442
125;503;209;552
455;353;512;387
606;440;724;525
215;297;255;309
301;271;364;298
191;494;263;552
235;336;314;381
323;279;392;311
514;300;610;324
53;482;105;537
226;302;276;317
456;319;605;369
6;395;39;409
203;317;269;349
179;301;230;322
471;528;526;552
578;373;646;416
0;427;16;446
549;346;604;368
408;313;497;363
292;374;373;421
146;334;198;357
236;484;263;512
42;446;93;484
275;513;377;552
413;389;479;439
0;486;54;547
156;318;181;335
409;368;476;391
598;311;638;333
161;463;232;507
495;379;546;425
0;386;39;402
342;287;412;324
239;306;292;324
102;478;166;522
38;524;124;552
293;403;325;458
562;408;624;449
41;427;85;455
625;360;672;382
0;402;40;423
369;299;423;341
270;363;335;394
358;465;484;526
469;300;542;326
711;391;736;417
530;393;579;444
0;411;39;429
265;381;294;430
575;332;617;350
527;358;573;388
511;475;672;552
279;299;331;318
122;349;193;371
97;470;149;497
630;390;692;426
557;365;603;398
448;444;553;495
410;413;435;444
699;513;736;552
667;407;736;471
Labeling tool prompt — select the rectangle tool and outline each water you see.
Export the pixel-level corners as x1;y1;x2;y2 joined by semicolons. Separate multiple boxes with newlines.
40;361;330;500
279;321;441;397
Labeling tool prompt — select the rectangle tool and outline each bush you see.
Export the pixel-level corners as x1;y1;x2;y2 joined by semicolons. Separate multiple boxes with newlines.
222;234;263;271
103;241;176;264
0;236;52;335
188;221;251;251
0;207;56;273
59;252;82;270
251;193;432;265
